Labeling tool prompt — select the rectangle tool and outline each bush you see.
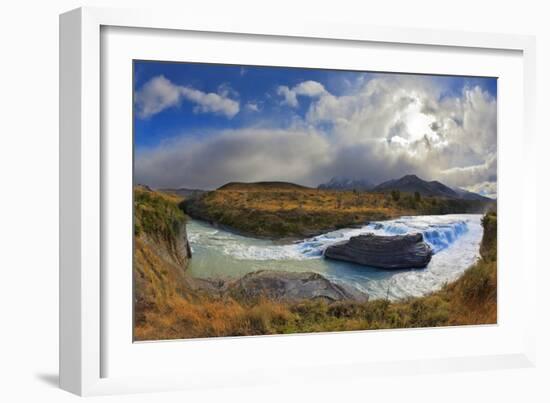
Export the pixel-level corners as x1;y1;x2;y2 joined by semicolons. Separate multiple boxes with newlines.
480;211;497;261
408;296;450;327
457;261;496;303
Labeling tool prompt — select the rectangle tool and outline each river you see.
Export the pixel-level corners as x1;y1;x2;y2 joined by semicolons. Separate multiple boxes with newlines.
187;214;483;300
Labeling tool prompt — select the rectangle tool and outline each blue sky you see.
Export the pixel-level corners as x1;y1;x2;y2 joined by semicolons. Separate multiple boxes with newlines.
133;60;497;197
134;62;374;148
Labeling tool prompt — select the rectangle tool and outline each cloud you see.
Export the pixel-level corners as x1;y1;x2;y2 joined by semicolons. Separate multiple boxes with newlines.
464;181;497;199
439;153;497;188
245;102;260;112
276;80;327;107
301;75;496;188
136;74;497;194
276;86;298;107
135;75;240;119
179;87;239;118
217;83;239;98
135;128;331;189
294;80;327;97
134;75;181;119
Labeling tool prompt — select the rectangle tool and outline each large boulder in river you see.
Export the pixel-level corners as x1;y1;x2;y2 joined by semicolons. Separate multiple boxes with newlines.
324;233;433;269
228;270;368;302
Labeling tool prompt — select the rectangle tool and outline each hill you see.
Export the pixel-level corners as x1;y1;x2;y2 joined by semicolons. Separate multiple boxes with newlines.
218;181;310;191
181;180;494;239
182;182;396;239
158;187;206;198
318;176;374;191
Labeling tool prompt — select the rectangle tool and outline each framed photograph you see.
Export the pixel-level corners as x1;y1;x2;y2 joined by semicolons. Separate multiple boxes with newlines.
60;7;537;396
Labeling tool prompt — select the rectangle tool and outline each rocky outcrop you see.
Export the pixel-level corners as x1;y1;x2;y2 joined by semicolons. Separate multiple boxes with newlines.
175;223;192;268
227;270;368;302
324;233;433;269
134;186;195;327
134;223;193;327
140;222;192;270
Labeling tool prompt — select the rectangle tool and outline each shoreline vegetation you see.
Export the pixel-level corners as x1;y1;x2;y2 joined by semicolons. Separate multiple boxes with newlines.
134;185;497;341
181;181;494;239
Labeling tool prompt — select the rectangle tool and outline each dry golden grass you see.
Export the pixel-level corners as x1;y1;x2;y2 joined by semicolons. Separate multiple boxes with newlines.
134;237;191;328
183;188;405;239
182;183;494;238
135;278;495;341
135;186;497;341
135;255;497;340
135;185;184;204
210;188;400;214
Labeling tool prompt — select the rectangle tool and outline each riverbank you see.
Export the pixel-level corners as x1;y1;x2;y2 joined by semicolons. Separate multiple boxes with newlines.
134;186;497;340
181;182;494;239
185;214;483;300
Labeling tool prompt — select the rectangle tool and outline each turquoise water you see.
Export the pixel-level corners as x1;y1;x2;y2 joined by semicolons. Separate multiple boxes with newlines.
187;214;483;300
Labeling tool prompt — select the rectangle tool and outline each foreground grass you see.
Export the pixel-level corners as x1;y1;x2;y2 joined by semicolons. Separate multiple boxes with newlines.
182;182;494;239
134;186;185;241
134;208;497;341
134;187;192;328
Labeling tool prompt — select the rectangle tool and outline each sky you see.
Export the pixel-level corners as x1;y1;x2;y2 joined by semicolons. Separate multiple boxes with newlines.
134;60;497;198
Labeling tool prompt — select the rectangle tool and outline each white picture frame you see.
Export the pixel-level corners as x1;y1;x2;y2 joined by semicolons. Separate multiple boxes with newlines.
59;6;537;396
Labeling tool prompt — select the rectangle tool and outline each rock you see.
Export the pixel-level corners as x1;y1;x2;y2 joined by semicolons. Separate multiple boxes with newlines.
324;233;433;269
228;270;368;302
140;222;192;270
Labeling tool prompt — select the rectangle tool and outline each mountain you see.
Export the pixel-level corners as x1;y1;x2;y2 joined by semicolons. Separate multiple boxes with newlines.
373;174;458;198
159;187;206;198
318;176;374;191
218;181;310;191
373;174;492;201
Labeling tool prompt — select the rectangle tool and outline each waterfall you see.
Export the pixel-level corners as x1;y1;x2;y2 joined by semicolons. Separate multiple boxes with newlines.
187;214;484;300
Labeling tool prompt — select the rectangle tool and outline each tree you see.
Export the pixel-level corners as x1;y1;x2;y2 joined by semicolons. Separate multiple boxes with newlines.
414;191;421;203
391;190;401;202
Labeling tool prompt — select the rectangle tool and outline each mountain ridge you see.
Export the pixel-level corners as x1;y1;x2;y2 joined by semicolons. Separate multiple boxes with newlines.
318;176;374;191
372;174;493;201
159;187;207;198
159;174;493;202
218;181;311;191
317;174;492;201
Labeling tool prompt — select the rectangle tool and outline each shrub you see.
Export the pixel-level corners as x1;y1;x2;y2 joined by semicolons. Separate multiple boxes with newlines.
408;295;450;327
391;190;401;201
480;211;497;261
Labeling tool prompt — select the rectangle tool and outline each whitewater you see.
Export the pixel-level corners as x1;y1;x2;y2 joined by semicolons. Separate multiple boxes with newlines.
187;214;483;300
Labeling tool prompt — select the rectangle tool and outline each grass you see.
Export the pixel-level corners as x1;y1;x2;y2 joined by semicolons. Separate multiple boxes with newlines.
181;182;495;239
134;199;497;340
134;185;185;242
134;186;193;329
